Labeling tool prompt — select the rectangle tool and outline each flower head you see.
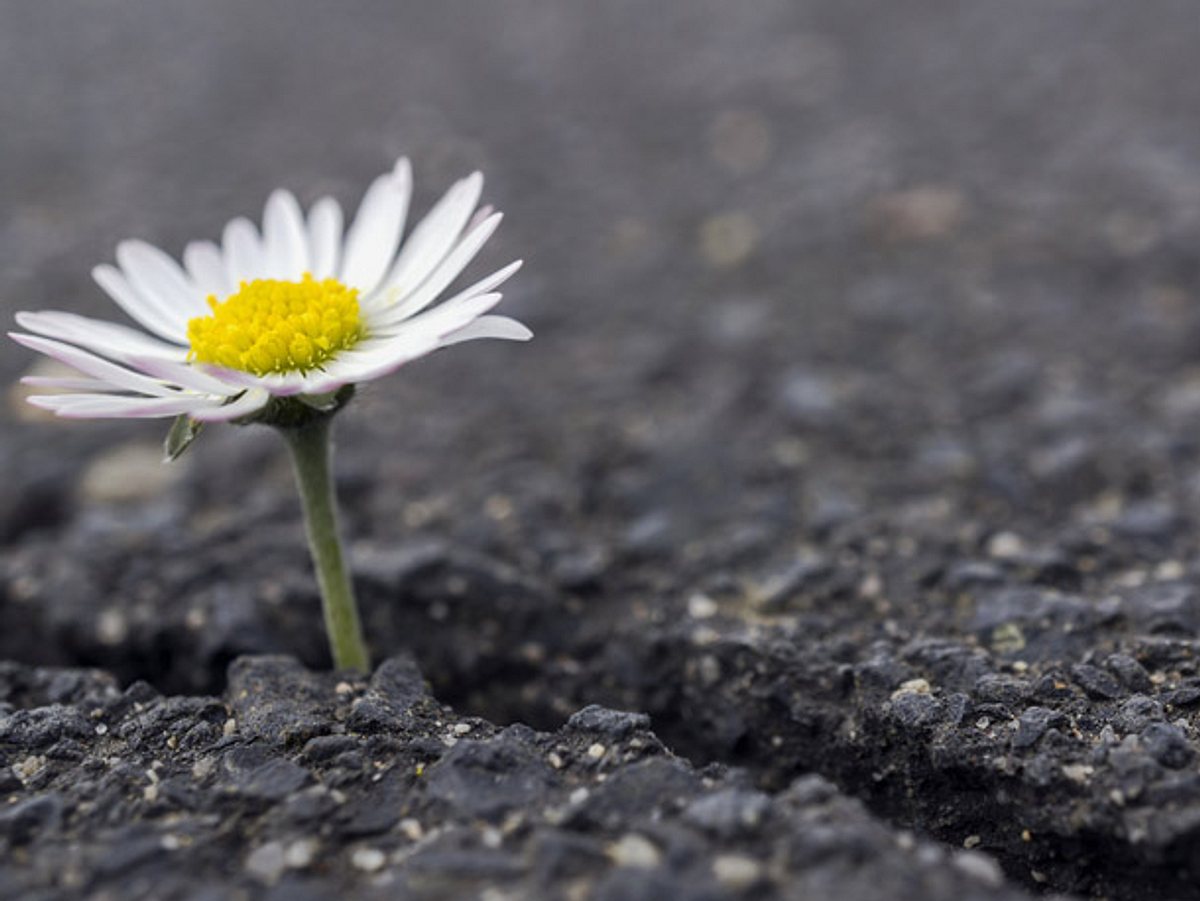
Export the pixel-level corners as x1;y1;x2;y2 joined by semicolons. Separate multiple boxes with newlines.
10;158;530;423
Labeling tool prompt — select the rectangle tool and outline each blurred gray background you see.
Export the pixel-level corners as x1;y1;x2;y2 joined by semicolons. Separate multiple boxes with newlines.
3;1;1200;546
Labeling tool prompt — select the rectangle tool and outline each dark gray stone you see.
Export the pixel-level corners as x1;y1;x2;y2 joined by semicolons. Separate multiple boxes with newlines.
424;731;557;822
566;705;651;739
1141;723;1194;770
0;794;62;844
1013;707;1059;750
227;656;336;745
683;788;772;838
1070;663;1123;701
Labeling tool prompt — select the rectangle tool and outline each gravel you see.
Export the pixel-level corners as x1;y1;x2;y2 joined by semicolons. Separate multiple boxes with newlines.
5;1;1200;898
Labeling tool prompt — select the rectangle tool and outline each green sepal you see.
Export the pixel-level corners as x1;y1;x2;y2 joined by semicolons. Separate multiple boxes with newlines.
244;386;357;430
298;390;344;413
164;414;204;462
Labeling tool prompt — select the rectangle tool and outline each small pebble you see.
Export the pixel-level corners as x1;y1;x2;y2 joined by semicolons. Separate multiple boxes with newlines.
892;678;931;698
713;854;764;889
608;833;661;869
398;818;423;841
687;594;719;619
245;842;287;885
1061;764;1094;784
953;850;1004;887
351;848;387;872
987;532;1025;559
284;838;319;869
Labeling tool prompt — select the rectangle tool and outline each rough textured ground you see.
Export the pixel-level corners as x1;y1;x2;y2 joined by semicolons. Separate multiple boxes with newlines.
0;656;1043;900
4;1;1200;899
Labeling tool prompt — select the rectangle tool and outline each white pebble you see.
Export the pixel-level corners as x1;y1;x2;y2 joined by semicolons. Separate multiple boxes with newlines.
284;838;319;869
953;850;1004;887
399;818;424;841
245;842;287;885
687;593;719;619
608;833;661;869
352;848;387;872
713;854;763;889
987;531;1024;559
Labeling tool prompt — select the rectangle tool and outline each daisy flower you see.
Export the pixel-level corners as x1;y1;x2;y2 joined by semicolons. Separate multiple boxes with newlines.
9;157;531;672
11;157;528;422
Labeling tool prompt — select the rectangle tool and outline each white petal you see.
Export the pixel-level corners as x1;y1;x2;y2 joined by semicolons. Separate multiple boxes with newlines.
368;258;522;326
383;212;504;322
467;204;495;230
183;241;233;299
223;217;266;285
339;158;413;294
20;376;117;391
375;171;483;300
303;335;443;392
355;293;503;372
116;240;207;325
123;356;242;396
29;393;213;420
93;264;189;343
189;387;270;422
15;310;188;363
9;332;179;396
195;365;311;397
437;315;532;347
262;190;309;280
400;291;505;339
307;196;343;279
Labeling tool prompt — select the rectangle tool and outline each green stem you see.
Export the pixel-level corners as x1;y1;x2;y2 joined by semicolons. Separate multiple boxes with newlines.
280;416;371;672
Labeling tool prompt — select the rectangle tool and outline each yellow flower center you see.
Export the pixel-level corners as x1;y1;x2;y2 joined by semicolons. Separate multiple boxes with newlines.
187;274;365;376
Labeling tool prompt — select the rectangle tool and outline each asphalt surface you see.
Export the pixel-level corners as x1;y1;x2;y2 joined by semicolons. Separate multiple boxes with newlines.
3;3;1200;898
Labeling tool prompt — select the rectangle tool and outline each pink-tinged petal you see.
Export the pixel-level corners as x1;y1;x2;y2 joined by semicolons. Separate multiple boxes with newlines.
189;387;270;422
28;393;213;420
15;310;188;363
123;356;243;396
9;332;180;396
20;376;117;391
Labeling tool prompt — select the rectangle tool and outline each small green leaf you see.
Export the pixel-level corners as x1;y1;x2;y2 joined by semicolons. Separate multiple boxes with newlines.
164;414;204;462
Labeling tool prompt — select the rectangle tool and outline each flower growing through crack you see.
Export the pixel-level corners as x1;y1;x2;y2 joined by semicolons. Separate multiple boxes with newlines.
9;157;530;672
